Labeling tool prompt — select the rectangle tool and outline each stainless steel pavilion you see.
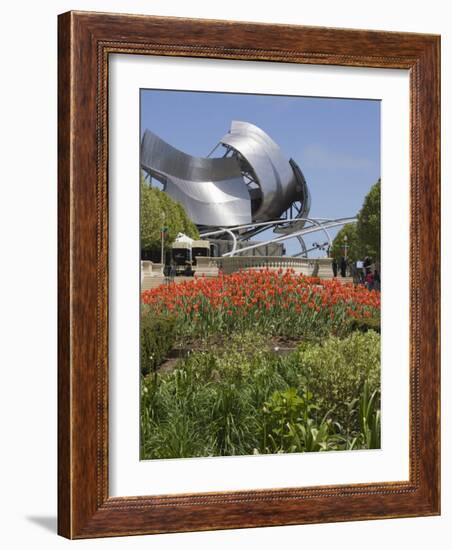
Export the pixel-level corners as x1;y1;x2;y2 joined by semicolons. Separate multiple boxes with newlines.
141;121;354;257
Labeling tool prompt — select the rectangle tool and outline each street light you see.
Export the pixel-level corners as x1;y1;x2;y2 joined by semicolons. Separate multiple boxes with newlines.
161;211;166;267
343;234;349;259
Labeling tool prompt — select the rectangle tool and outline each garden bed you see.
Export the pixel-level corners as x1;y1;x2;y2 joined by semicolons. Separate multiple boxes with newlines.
140;269;381;459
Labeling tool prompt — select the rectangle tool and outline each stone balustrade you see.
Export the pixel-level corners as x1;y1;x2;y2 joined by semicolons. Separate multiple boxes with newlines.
212;255;332;277
141;261;164;291
194;257;220;277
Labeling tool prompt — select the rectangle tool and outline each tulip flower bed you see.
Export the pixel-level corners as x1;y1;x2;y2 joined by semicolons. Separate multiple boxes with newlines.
141;269;380;343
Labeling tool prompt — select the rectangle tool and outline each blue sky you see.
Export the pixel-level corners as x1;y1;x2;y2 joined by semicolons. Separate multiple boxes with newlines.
140;89;380;256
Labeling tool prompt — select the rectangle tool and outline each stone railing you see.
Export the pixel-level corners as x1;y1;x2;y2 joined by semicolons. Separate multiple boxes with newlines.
212;255;327;276
194;256;220;277
316;258;335;279
141;261;164;278
141;261;164;290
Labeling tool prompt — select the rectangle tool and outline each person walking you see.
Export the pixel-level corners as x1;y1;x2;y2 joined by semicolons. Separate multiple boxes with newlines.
373;269;381;291
340;256;347;278
332;258;338;278
365;269;374;290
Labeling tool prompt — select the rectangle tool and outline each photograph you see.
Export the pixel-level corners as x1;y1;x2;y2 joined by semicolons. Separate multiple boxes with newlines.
139;89;382;460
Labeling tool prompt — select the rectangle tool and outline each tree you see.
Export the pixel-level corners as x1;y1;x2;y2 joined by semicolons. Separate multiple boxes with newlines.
356;179;380;261
140;180;199;256
330;179;380;262
330;223;360;262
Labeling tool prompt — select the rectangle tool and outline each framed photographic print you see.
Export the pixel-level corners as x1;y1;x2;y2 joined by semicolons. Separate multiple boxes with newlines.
58;11;440;538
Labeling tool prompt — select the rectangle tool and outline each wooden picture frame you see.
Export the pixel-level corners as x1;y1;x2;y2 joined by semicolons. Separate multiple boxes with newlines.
58;11;440;539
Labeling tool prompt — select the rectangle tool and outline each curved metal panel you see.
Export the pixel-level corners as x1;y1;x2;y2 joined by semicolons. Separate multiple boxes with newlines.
140;130;251;227
220;121;303;221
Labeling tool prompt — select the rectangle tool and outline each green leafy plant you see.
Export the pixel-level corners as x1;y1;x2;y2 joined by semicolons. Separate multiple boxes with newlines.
140;308;176;375
346;316;381;334
262;388;306;453
358;380;381;449
262;388;338;453
295;331;380;432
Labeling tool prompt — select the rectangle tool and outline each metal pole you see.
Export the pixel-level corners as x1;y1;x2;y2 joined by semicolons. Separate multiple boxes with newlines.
161;211;165;266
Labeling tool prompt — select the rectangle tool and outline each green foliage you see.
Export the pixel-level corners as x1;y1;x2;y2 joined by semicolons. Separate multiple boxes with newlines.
262;388;307;453
330;179;381;262
356;179;380;260
346;316;381;334
295;331;380;432
262;388;337;453
359;380;381;449
140;307;176;375
140;331;381;459
140;178;199;255
330;223;360;262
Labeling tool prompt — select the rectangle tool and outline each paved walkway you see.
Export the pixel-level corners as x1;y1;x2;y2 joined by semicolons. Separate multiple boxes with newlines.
141;275;194;291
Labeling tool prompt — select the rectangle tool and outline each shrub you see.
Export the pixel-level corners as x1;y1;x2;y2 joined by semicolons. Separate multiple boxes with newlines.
140;309;176;375
346;316;381;334
296;331;380;432
261;388;337;453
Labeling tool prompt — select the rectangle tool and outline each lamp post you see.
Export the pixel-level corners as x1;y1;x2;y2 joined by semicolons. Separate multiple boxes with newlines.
343;234;349;260
160;211;166;267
